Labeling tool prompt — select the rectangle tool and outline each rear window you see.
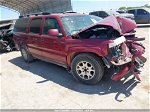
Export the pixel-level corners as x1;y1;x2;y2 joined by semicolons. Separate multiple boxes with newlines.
98;11;108;17
14;18;29;32
90;12;99;16
128;10;135;14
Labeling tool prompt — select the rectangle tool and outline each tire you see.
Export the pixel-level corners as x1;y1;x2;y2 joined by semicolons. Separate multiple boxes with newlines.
71;53;104;85
20;44;34;63
0;41;8;52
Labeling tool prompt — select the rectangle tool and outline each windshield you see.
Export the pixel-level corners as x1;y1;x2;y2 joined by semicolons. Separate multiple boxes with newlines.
61;15;102;35
144;8;150;13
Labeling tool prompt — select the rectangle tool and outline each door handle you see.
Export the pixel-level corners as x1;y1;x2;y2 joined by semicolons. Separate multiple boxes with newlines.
33;38;38;41
54;39;65;44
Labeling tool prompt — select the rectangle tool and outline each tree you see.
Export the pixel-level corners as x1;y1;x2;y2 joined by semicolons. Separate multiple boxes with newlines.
119;7;127;10
119;5;150;10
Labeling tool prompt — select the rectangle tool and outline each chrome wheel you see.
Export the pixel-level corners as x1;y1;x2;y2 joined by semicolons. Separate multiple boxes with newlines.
76;61;95;80
21;49;28;61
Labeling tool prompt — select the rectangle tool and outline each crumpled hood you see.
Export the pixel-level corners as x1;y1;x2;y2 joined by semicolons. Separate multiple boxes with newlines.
97;15;122;34
96;16;137;34
73;16;136;37
116;16;136;34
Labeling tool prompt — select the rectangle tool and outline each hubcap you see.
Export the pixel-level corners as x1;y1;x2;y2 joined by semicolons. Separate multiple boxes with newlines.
21;49;28;60
76;61;95;80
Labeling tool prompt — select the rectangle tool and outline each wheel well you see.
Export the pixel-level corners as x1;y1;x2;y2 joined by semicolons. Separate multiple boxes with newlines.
18;42;25;49
18;42;22;50
71;52;104;65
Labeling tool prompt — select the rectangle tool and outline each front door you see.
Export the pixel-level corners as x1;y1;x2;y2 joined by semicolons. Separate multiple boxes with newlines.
41;17;66;65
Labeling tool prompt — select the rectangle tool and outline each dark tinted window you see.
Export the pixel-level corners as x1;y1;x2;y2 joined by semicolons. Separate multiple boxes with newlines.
14;18;29;32
128;10;135;14
90;12;98;16
30;18;42;34
98;11;108;17
0;24;11;30
43;18;61;34
137;9;148;14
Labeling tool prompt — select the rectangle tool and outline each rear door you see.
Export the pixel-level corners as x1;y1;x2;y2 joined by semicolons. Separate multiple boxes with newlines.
27;18;43;56
40;17;66;65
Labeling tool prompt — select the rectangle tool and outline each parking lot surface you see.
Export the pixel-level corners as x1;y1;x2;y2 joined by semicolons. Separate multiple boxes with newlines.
0;27;149;109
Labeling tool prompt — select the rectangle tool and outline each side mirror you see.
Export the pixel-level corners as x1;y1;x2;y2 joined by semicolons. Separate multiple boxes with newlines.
48;29;59;36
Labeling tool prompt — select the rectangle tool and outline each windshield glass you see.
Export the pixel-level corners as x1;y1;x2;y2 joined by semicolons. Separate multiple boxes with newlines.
61;15;102;35
145;8;150;13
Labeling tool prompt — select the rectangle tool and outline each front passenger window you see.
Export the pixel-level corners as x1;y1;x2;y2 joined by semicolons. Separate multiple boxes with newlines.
137;9;147;15
43;18;61;34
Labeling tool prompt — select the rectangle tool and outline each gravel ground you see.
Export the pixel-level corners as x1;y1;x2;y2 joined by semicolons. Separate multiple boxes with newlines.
0;27;149;109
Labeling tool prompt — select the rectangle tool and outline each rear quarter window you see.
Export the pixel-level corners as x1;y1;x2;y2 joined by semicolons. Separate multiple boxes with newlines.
14;18;29;32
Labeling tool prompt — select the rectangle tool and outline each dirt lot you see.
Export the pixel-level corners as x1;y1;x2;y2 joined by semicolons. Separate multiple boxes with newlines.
0;27;149;109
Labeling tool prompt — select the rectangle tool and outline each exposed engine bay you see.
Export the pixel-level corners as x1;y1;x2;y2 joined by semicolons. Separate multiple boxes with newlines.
107;36;132;66
77;25;120;39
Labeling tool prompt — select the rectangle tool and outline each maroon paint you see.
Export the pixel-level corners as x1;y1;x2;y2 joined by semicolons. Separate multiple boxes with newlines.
13;14;145;81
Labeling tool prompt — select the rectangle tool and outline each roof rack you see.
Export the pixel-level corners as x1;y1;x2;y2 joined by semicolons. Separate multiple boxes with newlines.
19;12;50;18
64;11;77;13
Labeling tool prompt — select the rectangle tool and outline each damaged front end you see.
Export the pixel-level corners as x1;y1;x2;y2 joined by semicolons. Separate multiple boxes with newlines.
106;36;146;81
102;16;146;81
74;15;146;81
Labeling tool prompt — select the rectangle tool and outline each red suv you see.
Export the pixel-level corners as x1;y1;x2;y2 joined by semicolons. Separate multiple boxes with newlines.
13;12;146;84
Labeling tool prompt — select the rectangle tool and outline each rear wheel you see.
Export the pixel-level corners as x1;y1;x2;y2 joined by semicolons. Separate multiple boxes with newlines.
71;53;104;85
20;45;34;63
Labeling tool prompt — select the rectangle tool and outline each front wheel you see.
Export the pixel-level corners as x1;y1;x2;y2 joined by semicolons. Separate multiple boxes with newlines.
71;54;104;85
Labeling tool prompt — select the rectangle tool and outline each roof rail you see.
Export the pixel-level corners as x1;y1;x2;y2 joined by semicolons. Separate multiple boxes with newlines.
64;11;77;13
19;12;51;18
42;12;50;15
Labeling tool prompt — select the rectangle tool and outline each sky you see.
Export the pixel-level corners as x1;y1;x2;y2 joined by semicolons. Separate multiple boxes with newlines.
0;0;149;20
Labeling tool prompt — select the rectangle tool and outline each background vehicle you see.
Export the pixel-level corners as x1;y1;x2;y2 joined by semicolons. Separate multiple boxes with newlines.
89;15;103;23
127;8;150;24
0;23;16;52
116;10;134;20
89;10;134;20
13;13;146;85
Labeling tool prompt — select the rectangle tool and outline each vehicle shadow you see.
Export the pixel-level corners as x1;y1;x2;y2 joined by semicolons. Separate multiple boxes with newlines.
9;57;140;102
